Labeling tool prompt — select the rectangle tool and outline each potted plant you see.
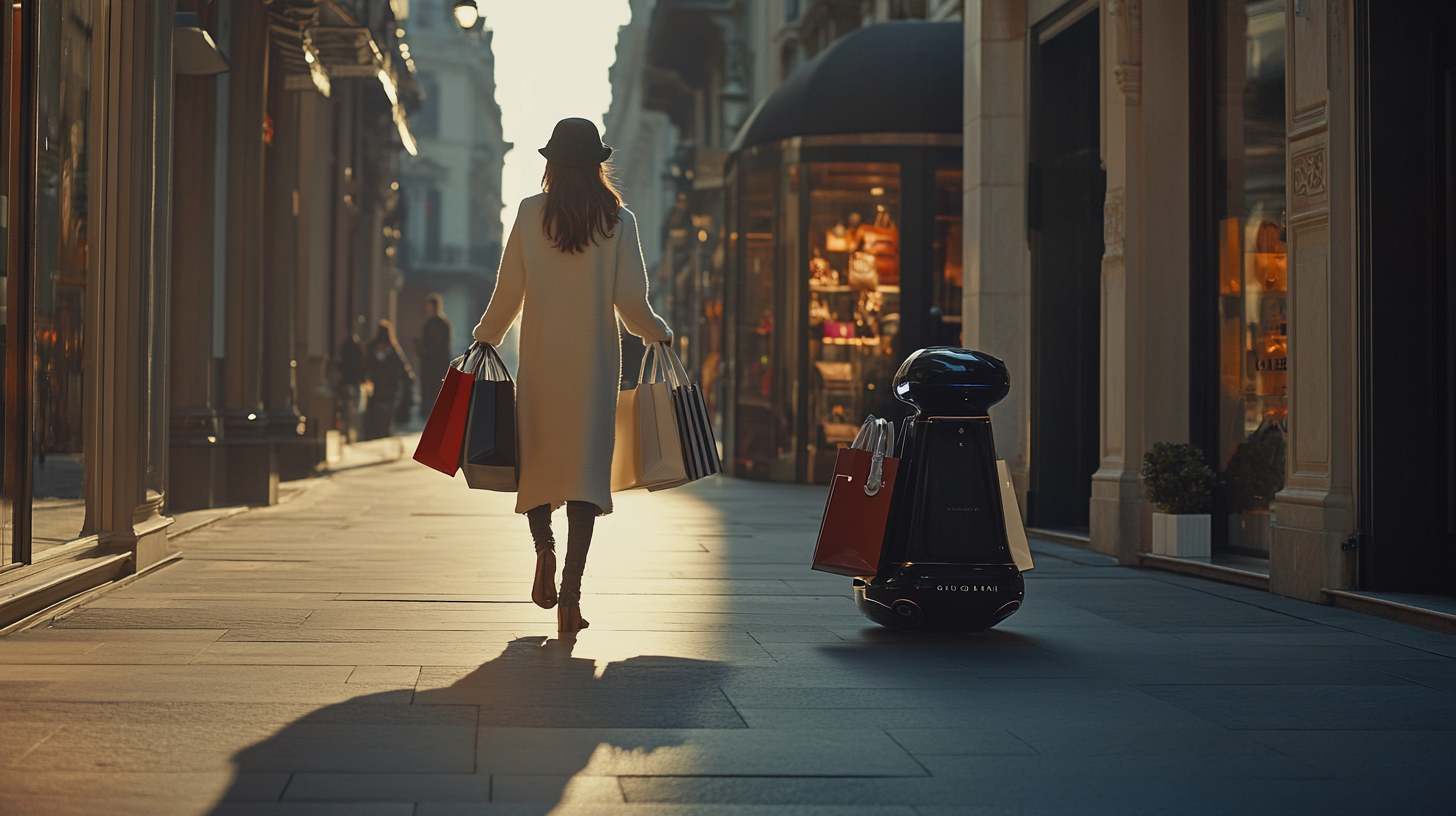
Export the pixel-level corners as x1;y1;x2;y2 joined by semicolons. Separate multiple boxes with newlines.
1221;422;1285;555
1142;442;1215;559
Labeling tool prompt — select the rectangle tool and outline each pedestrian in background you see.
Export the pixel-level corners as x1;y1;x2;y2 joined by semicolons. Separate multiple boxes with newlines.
363;320;416;440
472;117;672;632
336;327;368;443
417;293;454;416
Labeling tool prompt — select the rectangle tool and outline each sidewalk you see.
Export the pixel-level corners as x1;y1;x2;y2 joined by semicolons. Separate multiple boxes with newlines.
0;460;1453;815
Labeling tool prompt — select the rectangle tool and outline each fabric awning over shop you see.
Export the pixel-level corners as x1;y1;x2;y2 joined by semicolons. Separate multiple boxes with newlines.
729;20;962;152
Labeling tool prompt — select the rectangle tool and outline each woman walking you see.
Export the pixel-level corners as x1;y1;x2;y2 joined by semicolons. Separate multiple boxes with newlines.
472;118;672;632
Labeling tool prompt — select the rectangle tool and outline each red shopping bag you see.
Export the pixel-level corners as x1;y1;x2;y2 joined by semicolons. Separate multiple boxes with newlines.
812;418;899;576
413;348;478;475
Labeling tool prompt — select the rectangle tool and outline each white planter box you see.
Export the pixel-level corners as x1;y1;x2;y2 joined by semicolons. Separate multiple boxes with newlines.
1152;513;1211;559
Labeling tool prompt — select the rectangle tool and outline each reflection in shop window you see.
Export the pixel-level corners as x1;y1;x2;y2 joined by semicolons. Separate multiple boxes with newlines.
932;169;964;348
733;168;780;478
1213;0;1286;556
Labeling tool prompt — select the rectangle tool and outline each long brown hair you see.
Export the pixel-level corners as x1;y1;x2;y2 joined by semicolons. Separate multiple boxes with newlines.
541;161;622;254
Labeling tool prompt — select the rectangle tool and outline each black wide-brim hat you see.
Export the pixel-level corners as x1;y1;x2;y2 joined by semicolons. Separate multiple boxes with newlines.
539;117;613;166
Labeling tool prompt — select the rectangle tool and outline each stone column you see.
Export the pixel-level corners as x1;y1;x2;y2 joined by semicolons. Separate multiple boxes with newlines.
261;74;311;479
168;2;224;514
90;0;175;567
294;91;337;464
1270;1;1355;601
961;0;1030;508
221;0;277;506
1091;0;1194;563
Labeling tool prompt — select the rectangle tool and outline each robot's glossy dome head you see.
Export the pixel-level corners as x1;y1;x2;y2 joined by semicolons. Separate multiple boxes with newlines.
893;347;1010;416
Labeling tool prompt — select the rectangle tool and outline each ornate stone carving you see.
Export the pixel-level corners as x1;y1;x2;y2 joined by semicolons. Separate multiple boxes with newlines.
1109;0;1142;105
1291;147;1327;210
1103;188;1125;259
1293;149;1325;196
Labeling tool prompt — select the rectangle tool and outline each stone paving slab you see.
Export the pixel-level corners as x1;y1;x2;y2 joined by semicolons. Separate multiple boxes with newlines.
0;460;1452;815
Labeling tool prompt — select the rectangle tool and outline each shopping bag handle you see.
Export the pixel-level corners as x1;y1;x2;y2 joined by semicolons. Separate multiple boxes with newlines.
864;418;894;497
637;341;682;387
452;342;514;384
850;415;878;450
473;344;514;384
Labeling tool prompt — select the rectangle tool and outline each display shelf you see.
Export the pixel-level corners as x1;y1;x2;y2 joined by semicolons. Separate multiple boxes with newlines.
809;284;901;293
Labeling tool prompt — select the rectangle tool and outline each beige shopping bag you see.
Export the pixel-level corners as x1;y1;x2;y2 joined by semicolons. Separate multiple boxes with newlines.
611;346;688;491
997;460;1034;571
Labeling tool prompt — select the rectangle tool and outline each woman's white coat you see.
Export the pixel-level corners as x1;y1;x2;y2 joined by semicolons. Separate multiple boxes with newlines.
472;194;671;514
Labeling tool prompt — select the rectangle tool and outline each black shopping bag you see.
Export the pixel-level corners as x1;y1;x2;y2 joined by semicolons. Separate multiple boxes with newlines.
660;344;722;483
460;344;518;492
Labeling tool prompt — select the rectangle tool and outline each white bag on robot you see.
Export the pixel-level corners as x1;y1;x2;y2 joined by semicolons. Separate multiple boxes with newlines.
997;460;1034;571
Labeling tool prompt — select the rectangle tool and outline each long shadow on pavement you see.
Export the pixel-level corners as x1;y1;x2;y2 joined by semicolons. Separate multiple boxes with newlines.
208;636;735;814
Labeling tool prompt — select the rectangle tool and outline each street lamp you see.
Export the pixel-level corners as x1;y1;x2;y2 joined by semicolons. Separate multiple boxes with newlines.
452;0;479;29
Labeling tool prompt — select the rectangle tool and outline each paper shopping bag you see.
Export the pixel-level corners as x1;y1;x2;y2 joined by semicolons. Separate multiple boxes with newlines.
413;348;477;476
612;345;688;491
659;344;721;483
812;417;899;577
998;460;1034;571
460;345;518;492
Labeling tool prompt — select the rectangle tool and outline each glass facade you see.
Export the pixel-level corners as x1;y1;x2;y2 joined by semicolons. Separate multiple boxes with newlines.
1;1;15;566
733;167;793;479
1212;0;1287;555
29;0;94;553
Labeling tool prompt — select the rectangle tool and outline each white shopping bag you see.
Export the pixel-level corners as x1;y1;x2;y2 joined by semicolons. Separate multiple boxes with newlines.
611;344;688;491
998;460;1034;571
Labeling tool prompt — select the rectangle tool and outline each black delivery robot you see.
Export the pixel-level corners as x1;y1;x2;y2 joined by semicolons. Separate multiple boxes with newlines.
854;347;1028;631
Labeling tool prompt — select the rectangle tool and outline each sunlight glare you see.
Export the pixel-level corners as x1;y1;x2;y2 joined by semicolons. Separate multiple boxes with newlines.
480;0;633;234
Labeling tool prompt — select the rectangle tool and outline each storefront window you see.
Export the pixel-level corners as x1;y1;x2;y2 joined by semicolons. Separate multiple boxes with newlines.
1;4;15;566
733;167;783;477
31;0;94;552
932;168;963;347
1212;0;1286;555
805;162;901;482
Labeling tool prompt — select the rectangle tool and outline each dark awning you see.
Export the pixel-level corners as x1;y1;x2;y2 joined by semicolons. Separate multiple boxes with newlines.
729;21;963;153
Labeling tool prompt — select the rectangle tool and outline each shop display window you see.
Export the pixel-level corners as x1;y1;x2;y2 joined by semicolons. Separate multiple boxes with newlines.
29;0;95;553
805;162;902;482
1211;0;1286;556
932;168;964;347
733;167;789;478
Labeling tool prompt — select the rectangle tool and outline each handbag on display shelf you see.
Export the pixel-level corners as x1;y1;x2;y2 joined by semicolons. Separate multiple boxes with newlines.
413;345;481;476
811;416;900;577
823;321;856;339
863;214;901;283
659;343;723;484
814;361;854;386
611;343;689;492
847;249;879;291
459;344;519;492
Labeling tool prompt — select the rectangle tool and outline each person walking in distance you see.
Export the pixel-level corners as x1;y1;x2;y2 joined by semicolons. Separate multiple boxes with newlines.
363;320;416;440
472;118;672;632
417;294;454;416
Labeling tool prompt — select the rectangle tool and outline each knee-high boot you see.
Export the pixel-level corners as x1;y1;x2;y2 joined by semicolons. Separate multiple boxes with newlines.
526;504;557;609
558;501;598;631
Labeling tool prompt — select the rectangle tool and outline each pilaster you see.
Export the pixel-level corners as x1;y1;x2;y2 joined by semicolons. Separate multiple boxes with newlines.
1270;0;1356;601
221;0;278;506
962;0;1031;508
1090;0;1146;562
169;4;225;514
91;0;176;564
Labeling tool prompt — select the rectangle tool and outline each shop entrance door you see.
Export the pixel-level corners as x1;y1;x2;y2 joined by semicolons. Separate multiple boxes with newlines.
1361;0;1456;595
1027;5;1103;531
